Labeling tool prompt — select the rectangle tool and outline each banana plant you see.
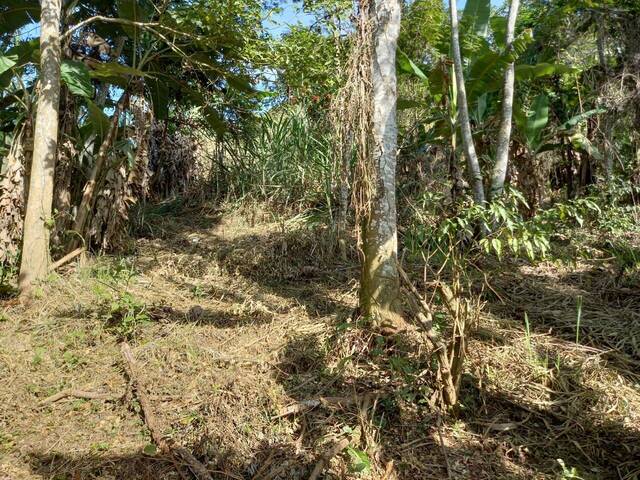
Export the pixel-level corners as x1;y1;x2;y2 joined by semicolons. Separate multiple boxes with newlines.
513;94;604;159
396;0;575;150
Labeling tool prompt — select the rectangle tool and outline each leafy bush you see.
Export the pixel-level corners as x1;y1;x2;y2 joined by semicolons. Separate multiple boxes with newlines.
404;188;606;262
102;292;150;340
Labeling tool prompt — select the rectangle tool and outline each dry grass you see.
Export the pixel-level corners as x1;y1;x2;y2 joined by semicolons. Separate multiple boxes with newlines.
1;203;639;479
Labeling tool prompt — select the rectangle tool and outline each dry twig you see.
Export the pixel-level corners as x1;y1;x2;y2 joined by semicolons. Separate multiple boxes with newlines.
308;437;350;480
38;388;122;405
121;342;213;480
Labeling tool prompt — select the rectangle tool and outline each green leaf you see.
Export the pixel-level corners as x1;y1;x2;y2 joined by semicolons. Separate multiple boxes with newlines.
490;15;507;47
463;0;491;37
142;443;157;456
397;49;428;82
3;39;39;69
0;55;17;75
560;108;606;131
146;76;169;120
569;132;602;160
85;99;111;142
515;63;576;82
346;446;371;474
505;29;533;62
225;73;254;93
61;60;93;97
89;62;146;85
116;0;152;39
491;238;502;258
525;94;549;148
203;106;227;135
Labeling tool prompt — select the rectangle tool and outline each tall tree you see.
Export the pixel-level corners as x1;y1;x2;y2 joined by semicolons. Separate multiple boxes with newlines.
18;0;62;294
360;0;403;326
449;0;485;204
490;0;521;199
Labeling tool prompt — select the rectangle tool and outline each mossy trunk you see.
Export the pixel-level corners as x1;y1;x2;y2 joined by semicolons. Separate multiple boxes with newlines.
360;0;402;326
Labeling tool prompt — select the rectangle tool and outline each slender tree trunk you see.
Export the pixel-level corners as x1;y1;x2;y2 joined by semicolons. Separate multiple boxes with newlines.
360;0;402;326
490;0;520;199
69;93;126;250
449;0;485;204
596;13;608;73
337;138;351;260
19;0;63;294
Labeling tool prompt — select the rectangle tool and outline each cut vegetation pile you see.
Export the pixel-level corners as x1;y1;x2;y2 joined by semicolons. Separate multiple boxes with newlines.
1;204;639;479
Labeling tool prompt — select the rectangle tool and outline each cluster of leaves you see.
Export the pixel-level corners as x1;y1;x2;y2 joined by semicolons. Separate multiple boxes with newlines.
405;188;608;263
0;0;267;152
102;291;150;340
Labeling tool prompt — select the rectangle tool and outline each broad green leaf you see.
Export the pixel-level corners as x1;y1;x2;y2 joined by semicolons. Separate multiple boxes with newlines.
61;60;93;97
116;0;152;40
225;73;254;94
505;29;533;62
463;0;491;37
560;108;606;131
525;94;549;148
146;76;169;120
3;39;39;67
85;99;111;141
346;446;371;474
515;63;576;82
397;49;428;82
490;15;507;47
203;107;227;135
570;132;603;160
89;62;146;83
0;55;17;75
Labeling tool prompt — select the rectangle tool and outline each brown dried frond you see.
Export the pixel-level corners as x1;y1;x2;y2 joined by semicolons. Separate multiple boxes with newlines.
330;0;376;253
0;124;29;267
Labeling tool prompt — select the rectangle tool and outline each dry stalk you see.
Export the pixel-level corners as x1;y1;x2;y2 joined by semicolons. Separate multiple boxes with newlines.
329;0;375;256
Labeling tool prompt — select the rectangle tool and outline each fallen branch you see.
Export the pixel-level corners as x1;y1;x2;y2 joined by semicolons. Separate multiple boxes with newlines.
276;396;356;418
397;263;458;406
39;388;122;405
308;437;350;480
121;342;213;480
276;391;384;418
49;247;84;272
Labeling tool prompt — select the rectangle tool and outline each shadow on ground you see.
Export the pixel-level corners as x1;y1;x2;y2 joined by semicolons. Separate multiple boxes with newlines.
21;205;640;480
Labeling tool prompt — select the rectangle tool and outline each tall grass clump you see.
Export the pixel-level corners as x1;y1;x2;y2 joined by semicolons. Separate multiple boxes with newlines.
221;104;335;214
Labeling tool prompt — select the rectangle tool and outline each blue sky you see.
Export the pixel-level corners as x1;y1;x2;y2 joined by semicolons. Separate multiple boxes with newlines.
267;0;505;38
263;1;314;37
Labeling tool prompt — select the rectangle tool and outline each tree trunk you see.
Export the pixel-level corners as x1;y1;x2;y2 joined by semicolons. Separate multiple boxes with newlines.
360;0;402;326
489;0;520;199
337;138;351;260
603;117;614;181
449;0;485;205
69;93;126;250
596;13;608;74
19;0;63;294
